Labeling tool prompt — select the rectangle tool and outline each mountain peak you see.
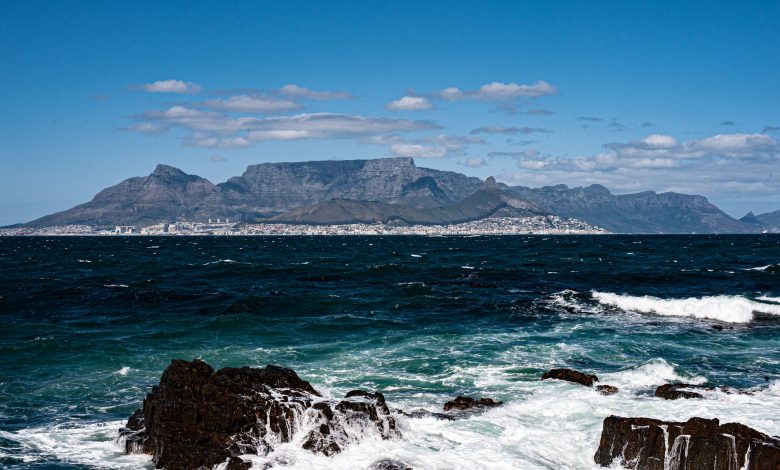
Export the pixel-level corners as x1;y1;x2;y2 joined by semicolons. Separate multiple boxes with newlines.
483;176;497;188
152;164;187;179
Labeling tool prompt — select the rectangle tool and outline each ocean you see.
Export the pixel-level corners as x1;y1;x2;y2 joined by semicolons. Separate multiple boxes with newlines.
0;235;779;469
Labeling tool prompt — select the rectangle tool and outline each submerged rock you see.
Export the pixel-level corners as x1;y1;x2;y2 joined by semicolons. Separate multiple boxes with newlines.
655;383;752;400
596;384;619;395
594;415;780;469
367;459;414;470
654;383;704;399
121;359;399;468
541;368;598;387
443;396;503;412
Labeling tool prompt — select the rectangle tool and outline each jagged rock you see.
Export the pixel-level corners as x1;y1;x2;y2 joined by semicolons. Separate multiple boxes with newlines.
368;459;414;470
594;415;780;469
122;359;399;468
655;383;704;399
443;396;503;412
541;368;598;387
654;383;752;400
596;384;619;395
402;409;456;421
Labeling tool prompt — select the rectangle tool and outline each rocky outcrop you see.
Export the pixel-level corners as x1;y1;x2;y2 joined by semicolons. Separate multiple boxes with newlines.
442;396;503;412
596;384;619;395
367;459;414;470
541;368;599;387
121;359;399;469
654;383;752;400
594;415;780;469
509;184;757;233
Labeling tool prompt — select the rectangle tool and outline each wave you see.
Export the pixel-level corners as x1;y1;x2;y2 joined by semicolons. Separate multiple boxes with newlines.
591;291;780;323
745;263;778;272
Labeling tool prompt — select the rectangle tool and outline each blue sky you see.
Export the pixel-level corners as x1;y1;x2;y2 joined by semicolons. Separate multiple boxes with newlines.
1;0;779;225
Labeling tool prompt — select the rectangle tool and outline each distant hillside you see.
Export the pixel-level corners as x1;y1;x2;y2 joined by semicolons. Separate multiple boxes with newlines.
741;209;780;232
508;184;756;234
22;157;768;233
268;177;540;225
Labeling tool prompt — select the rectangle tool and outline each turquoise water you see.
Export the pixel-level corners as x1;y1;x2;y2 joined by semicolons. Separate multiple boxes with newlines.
1;235;779;469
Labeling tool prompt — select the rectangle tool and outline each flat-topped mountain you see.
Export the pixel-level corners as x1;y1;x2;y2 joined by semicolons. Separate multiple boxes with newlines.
269;177;540;225
23;157;768;233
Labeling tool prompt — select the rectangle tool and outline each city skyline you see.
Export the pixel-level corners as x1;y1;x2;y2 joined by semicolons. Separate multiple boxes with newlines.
2;0;779;225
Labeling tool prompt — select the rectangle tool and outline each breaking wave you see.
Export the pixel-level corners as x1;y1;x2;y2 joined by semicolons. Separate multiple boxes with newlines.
591;291;780;323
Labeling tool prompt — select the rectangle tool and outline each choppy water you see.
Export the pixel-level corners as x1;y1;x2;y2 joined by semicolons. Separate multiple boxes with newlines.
0;235;779;469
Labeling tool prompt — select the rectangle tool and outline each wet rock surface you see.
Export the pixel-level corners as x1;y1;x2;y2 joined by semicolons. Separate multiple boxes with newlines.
596;384;619;395
654;383;752;400
121;359;399;469
367;459;414;470
541;368;599;387
442;396;503;412
594;415;780;469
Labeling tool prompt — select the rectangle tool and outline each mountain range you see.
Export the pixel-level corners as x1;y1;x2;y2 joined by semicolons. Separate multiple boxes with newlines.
23;157;778;233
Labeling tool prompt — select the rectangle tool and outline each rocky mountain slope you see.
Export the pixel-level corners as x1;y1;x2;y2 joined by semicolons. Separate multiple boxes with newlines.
23;157;766;233
741;210;780;232
268;177;539;225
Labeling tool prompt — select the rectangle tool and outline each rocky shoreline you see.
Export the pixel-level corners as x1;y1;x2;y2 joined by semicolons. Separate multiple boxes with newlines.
121;360;780;469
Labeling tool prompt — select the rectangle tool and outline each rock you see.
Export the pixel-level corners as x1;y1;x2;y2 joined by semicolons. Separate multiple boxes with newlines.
368;459;414;470
655;383;704;399
654;383;752;400
596;384;619;395
122;359;399;468
594;415;780;469
443;396;503;412
402;408;456;421
541;368;598;387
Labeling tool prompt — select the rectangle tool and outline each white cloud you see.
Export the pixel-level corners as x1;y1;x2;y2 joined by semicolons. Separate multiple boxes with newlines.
385;96;433;111
471;126;551;135
205;95;302;114
121;123;167;135
142;80;202;94
640;134;678;148
463;157;488;168
437;80;557;101
390;143;448;158
279;84;353;100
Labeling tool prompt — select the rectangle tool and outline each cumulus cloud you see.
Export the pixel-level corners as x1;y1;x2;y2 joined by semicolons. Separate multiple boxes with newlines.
142;80;202;94
134;108;442;148
385;96;433;111
120;123;167;135
470;126;551;135
373;134;483;159
463;157;488;168
279;84;353;100
435;80;557;101
204;94;302;114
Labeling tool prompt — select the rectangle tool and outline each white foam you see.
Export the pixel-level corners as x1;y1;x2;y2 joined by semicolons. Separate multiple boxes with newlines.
758;295;780;303
591;291;780;323
115;366;132;376
0;421;151;469
600;358;706;390
745;264;776;271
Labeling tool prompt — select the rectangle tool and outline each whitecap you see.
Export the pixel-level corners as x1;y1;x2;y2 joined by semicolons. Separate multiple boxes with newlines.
115;367;131;376
591;291;780;323
410;254;422;258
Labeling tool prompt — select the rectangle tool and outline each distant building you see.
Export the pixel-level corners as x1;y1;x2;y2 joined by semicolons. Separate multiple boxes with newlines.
115;226;137;234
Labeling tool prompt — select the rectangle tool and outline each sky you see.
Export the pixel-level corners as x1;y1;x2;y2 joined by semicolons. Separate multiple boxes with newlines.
1;0;779;225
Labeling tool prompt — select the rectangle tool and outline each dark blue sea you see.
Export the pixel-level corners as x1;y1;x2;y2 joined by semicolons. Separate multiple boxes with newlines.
1;235;779;469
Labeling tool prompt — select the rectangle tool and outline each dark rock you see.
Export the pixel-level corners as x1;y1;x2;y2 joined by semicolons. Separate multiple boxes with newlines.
368;459;414;470
443;396;503;412
402;408;456;421
596;384;619;395
594;415;780;469
712;324;724;330
655;383;704;400
541;368;598;387
122;359;399;468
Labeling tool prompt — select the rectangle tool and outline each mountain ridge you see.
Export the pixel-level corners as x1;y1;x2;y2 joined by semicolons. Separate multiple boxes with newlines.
23;157;768;233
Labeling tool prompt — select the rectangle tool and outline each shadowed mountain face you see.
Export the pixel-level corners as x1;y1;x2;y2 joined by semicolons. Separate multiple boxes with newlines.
508;184;756;233
268;177;540;225
23;158;765;233
27;165;237;227
218;157;483;213
742;209;780;232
